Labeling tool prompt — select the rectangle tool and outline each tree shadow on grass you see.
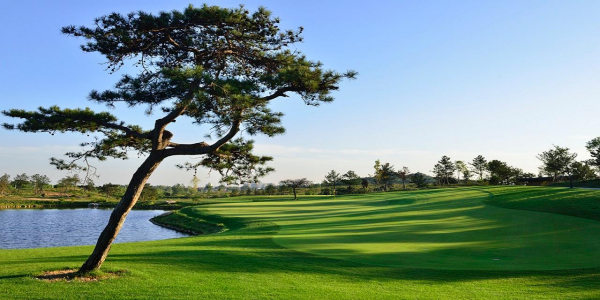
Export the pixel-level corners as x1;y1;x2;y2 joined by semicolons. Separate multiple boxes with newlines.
4;187;600;293
99;208;600;292
0;274;28;280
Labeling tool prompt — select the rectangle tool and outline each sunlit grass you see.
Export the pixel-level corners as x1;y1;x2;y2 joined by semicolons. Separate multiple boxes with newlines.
1;186;600;299
207;187;600;270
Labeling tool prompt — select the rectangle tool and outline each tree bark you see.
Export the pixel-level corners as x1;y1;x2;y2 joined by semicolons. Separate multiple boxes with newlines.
79;152;165;273
293;188;297;200
569;175;573;189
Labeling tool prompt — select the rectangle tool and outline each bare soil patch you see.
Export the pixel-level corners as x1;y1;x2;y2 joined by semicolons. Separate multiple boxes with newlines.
35;269;125;282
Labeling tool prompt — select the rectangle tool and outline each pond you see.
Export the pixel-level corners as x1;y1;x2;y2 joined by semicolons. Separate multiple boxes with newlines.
0;208;189;249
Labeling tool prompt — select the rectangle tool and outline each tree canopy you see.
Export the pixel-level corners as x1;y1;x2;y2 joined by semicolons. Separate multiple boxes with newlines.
537;145;577;181
586;137;600;173
1;4;355;273
324;170;342;195
2;4;356;185
280;178;312;199
470;155;487;181
373;160;396;191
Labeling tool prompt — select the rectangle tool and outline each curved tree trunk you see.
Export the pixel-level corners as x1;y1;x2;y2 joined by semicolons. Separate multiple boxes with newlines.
79;152;165;273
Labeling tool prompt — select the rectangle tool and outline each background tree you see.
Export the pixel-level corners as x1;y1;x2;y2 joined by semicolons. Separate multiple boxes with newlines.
537;145;577;181
570;161;597;181
509;167;527;184
278;184;290;195
265;184;277;196
12;173;30;190
140;184;159;202
455;161;467;184
361;178;369;192
438;156;455;185
586;137;600;175
411;172;428;188
373;160;383;188
85;179;96;192
0;174;11;196
324;170;342;196
58;174;80;194
30;174;51;195
396;167;410;190
432;163;445;186
280;178;312;200
190;175;201;190
99;183;120;200
205;183;213;195
341;170;361;193
470;155;487;181
373;160;396;191
229;187;239;197
171;183;187;196
487;160;511;185
461;165;472;185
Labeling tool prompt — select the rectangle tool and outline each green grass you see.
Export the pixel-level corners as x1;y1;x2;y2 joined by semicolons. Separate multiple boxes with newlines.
485;186;600;221
208;188;600;270
152;208;226;235
548;179;600;189
1;187;600;299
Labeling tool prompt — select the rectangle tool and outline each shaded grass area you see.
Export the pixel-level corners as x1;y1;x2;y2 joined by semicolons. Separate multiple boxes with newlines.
207;188;600;271
1;188;600;298
485;186;600;221
548;179;600;189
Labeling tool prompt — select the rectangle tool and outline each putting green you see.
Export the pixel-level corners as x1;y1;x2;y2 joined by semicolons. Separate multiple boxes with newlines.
206;188;600;271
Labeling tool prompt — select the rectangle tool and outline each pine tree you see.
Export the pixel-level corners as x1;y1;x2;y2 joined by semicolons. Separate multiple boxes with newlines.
2;5;355;272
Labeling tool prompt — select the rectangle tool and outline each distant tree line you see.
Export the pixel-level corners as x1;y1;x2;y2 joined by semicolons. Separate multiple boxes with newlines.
3;137;599;201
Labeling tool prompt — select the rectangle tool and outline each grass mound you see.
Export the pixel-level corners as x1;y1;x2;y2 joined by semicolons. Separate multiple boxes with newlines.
151;207;226;235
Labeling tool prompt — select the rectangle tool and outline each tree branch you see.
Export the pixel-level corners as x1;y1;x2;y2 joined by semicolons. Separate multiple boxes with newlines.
259;87;301;102
163;118;242;156
101;121;151;139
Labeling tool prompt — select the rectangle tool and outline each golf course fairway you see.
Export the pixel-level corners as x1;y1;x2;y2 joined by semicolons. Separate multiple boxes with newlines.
1;186;600;299
206;187;600;270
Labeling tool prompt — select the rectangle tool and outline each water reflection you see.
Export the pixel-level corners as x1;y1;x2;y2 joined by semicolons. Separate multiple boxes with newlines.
0;208;189;249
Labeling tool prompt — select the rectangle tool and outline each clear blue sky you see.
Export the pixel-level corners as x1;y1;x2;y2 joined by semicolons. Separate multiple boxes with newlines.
1;0;599;186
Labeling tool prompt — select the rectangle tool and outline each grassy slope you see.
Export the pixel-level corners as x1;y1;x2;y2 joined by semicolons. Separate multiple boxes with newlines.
0;188;599;299
484;186;600;221
207;188;600;270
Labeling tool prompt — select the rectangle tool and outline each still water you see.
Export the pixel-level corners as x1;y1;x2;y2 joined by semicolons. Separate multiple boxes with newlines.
0;208;189;249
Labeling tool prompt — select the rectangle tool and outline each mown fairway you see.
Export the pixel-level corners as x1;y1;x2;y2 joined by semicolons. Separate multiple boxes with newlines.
207;187;600;270
1;187;600;299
